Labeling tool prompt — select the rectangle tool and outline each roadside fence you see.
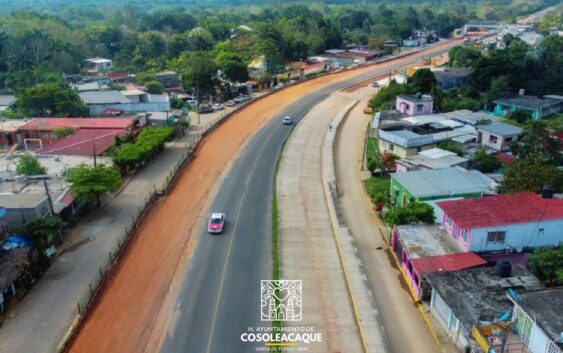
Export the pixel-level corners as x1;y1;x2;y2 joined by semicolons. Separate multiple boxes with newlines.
75;185;158;316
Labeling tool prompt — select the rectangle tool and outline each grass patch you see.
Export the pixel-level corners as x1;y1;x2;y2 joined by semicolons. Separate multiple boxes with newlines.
363;175;391;202
271;139;286;348
501;118;525;128
366;136;378;160
544;113;563;132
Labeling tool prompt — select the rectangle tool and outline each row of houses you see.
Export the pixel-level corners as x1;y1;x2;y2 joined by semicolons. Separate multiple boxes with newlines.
376;93;562;160
0;114;178;152
370;77;562;352
389;191;562;353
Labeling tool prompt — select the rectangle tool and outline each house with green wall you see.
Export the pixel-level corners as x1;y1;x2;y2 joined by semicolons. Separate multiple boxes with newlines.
390;167;497;207
491;95;563;120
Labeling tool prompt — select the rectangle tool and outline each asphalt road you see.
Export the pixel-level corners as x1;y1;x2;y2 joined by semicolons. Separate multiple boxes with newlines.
158;43;456;353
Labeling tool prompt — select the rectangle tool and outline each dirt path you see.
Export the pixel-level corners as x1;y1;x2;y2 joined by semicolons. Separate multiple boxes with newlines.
67;40;462;353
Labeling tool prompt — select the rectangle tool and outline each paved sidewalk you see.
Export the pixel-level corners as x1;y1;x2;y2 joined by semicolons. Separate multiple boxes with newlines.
277;93;380;353
333;86;455;353
0;132;194;353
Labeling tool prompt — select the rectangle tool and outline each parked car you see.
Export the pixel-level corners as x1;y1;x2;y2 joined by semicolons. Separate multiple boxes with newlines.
371;81;379;88
198;105;214;113
212;103;224;111
282;116;293;125
233;96;244;103
226;100;236;107
186;99;198;106
207;213;225;234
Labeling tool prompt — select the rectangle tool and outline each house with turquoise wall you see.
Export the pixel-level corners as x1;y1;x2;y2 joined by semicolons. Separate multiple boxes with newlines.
492;95;563;120
510;289;563;353
390;167;496;207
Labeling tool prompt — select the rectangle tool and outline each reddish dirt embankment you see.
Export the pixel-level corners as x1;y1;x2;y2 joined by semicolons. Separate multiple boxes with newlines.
67;39;461;353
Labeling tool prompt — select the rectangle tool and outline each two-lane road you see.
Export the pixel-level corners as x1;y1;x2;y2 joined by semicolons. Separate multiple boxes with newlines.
155;41;460;353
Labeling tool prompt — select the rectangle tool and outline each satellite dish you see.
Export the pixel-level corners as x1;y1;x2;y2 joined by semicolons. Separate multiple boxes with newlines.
516;245;524;253
0;208;5;218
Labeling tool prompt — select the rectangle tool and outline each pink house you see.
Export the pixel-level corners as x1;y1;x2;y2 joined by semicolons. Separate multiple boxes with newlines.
391;224;486;301
396;94;433;116
437;193;563;254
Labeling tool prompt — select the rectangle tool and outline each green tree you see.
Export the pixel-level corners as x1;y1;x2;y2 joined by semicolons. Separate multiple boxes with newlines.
13;216;66;254
501;155;563;193
180;51;217;94
384;201;435;227
368;80;411;110
144;80;164;94
67;164;122;207
472;149;501;173
528;247;563;285
16;154;47;175
510;122;561;164
221;60;249;83
485;75;512;103
437;141;463;156
448;46;483;67
408;68;436;93
17;83;87;116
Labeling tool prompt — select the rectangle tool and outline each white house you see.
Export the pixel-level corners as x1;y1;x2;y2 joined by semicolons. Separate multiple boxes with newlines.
437;193;563;253
79;90;170;116
83;58;113;73
476;123;523;151
510;289;563;353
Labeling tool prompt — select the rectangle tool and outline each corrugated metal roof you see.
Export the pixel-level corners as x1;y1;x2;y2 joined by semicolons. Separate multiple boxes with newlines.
20;117;135;131
38;128;126;156
0;193;47;208
79;91;130;105
411;252;487;276
477;123;522;136
391;167;496;198
437;192;563;229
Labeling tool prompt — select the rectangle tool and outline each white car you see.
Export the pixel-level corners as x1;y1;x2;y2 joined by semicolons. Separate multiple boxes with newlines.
207;213;225;234
212;103;224;111
282;116;293;125
226;100;236;107
186;99;198;106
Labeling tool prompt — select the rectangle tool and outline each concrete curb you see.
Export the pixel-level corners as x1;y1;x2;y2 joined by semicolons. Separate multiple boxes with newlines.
320;100;376;353
357;123;446;353
55;39;462;353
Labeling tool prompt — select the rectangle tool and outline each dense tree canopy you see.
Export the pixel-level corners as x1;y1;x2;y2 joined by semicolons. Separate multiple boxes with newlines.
16;83;88;116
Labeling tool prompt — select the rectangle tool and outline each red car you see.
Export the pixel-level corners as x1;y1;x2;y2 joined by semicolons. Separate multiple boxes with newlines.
207;213;225;234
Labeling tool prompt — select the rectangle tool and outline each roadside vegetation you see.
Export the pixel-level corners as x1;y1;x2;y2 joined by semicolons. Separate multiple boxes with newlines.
1;0;559;108
112;127;176;174
368;34;563;113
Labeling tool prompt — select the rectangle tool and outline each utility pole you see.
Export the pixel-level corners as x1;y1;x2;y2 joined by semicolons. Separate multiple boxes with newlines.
43;178;62;243
43;179;54;216
92;136;97;167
